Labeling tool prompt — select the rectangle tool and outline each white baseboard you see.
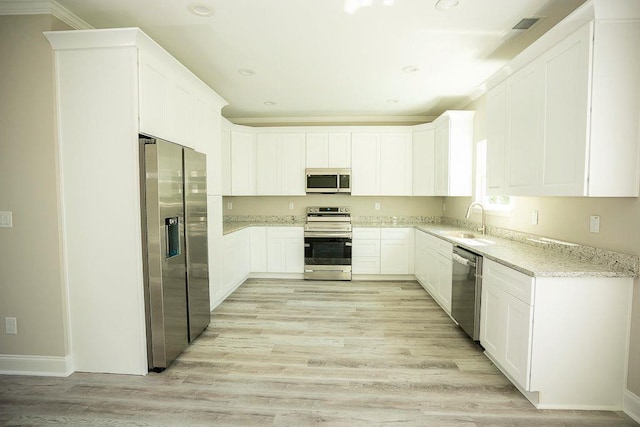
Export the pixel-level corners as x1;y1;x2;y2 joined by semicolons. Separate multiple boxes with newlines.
624;389;640;424
0;354;73;377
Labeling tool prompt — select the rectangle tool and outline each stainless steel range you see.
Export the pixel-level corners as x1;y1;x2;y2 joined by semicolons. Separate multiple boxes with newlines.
304;206;352;280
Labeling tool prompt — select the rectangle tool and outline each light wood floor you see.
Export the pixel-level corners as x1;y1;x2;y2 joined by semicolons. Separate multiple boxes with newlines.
1;279;637;426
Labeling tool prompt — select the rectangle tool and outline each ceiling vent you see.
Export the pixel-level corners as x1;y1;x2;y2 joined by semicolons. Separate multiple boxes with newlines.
500;16;543;41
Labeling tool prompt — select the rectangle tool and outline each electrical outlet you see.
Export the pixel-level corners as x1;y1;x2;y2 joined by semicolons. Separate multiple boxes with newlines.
0;211;12;228
226;202;233;210
590;215;600;233
374;202;381;211
5;317;17;335
531;210;538;225
288;202;294;210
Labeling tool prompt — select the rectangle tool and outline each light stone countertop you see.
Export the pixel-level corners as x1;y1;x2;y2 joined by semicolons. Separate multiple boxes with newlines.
224;217;637;279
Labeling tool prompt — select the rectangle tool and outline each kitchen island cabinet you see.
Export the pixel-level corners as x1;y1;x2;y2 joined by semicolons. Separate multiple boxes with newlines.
480;258;632;410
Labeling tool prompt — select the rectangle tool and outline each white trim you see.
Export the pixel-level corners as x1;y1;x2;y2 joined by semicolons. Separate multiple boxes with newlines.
0;354;73;377
624;389;640;424
0;0;93;30
229;115;434;127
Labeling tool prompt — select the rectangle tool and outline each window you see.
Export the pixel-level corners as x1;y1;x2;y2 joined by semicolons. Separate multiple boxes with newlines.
475;140;512;213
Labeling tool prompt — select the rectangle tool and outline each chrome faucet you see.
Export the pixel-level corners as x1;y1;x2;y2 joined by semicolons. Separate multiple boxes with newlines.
465;202;486;235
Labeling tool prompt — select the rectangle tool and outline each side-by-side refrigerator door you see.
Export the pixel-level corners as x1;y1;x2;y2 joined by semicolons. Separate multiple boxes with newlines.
142;138;189;370
183;148;211;341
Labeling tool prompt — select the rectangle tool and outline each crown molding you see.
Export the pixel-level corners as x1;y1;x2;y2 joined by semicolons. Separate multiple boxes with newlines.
227;115;435;127
0;0;93;29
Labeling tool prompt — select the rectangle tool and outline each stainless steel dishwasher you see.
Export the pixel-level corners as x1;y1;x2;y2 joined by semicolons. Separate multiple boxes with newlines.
451;246;483;341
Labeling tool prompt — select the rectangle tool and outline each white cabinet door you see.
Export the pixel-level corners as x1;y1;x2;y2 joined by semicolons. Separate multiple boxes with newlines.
480;280;506;358
380;228;414;274
139;52;168;139
412;128;435;196
351;132;411;196
480;259;534;391
328;133;351;168
305;133;329;168
505;62;544;195
434;118;450;196
486;82;507;195
230;131;256;195
167;80;192;145
257;133;305;195
280;133;305;195
266;227;304;273
435;254;453;313
352;227;380;274
256;134;279;195
351;133;380;195
250;227;267;272
540;23;590;196
306;132;351;168
433;111;474;196
379;133;412;196
503;293;534;389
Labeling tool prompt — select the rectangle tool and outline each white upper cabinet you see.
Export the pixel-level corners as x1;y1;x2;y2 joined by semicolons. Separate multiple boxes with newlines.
351;131;412;196
229;131;256;196
486;4;640;197
412;126;435;196
433;111;475;196
256;133;306;195
306;132;351;168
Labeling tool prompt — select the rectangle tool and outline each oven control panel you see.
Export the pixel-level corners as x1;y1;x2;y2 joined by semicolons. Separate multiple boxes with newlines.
307;206;350;214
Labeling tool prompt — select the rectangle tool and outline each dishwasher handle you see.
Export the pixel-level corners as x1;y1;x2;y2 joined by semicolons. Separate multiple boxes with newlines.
452;253;476;268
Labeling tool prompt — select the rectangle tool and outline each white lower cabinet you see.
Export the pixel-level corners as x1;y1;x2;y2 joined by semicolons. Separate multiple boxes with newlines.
480;258;632;409
414;230;453;313
265;227;304;273
353;227;414;275
380;228;414;275
221;228;251;297
352;228;381;274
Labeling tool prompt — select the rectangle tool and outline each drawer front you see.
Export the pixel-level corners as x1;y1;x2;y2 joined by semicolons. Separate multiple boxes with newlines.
436;239;452;257
381;227;412;240
483;258;534;305
352;240;380;257
353;256;380;274
267;226;304;239
353;227;381;240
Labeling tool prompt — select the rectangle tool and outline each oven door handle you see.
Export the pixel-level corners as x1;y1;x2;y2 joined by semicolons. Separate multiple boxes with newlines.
304;243;311;248
304;232;353;239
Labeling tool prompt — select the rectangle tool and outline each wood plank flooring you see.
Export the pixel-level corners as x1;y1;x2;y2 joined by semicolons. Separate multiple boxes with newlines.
1;279;637;426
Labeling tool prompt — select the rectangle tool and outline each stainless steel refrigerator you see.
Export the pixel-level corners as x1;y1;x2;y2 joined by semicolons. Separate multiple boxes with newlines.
139;136;210;372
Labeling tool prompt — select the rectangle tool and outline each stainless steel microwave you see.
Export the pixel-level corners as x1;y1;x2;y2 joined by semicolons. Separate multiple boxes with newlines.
305;168;351;194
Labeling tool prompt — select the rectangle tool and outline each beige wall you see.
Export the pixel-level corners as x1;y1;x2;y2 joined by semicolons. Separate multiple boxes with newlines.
0;15;71;357
448;94;640;396
223;195;444;218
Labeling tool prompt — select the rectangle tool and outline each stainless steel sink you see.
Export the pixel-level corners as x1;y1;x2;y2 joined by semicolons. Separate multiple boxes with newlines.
440;231;478;239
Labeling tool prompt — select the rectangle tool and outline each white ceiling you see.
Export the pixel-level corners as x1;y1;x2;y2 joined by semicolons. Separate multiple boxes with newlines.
46;0;586;124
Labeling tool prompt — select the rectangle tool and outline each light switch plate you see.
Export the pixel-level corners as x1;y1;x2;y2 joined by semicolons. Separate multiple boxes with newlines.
5;317;17;335
0;211;12;228
590;215;600;233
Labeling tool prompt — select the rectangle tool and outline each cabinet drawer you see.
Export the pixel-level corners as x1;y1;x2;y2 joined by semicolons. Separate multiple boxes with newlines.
381;228;413;240
436;239;452;257
483;258;534;305
353;256;380;274
352;240;380;257
353;227;381;239
267;226;303;239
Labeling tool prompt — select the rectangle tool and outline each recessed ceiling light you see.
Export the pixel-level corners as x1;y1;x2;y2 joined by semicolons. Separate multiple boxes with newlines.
402;65;419;73
435;0;459;10
187;2;215;17
238;68;255;76
264;101;277;106
387;99;399;104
